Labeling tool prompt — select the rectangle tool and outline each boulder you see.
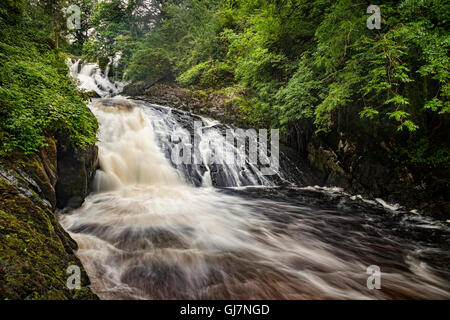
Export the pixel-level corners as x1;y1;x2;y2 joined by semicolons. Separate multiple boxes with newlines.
0;138;98;299
55;130;98;209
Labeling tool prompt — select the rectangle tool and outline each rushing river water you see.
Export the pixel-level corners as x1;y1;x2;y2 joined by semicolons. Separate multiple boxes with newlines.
60;61;450;300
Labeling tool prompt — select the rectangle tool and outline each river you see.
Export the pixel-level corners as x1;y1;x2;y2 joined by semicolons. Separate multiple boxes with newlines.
59;61;450;300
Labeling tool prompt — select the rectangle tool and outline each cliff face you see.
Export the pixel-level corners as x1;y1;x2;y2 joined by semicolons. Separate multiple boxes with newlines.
0;133;98;299
55;130;98;209
300;129;448;219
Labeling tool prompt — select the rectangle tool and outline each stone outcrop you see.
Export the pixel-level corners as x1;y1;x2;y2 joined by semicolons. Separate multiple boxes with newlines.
55;130;98;209
0;134;98;299
305;133;448;218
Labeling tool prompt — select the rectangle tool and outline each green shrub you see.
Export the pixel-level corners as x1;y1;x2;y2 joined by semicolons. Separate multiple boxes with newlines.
0;24;97;156
177;61;234;88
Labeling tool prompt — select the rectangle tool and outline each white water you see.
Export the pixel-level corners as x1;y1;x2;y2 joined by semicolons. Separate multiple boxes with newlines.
67;59;124;97
59;61;450;300
139;103;288;187
90;101;182;191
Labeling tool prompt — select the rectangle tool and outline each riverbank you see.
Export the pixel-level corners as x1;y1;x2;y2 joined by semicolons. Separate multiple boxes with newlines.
0;16;99;299
0;132;98;299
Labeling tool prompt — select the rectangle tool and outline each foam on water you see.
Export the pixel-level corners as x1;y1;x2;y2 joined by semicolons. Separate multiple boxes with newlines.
59;98;449;299
60;62;450;300
67;59;125;97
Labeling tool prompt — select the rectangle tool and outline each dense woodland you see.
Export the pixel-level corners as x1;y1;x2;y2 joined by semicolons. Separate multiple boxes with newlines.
0;0;449;215
0;0;98;156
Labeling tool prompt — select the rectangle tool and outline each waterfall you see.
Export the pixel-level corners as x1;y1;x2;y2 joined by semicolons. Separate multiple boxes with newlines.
138;101;295;188
90;100;183;191
89;98;290;189
67;59;125;97
59;61;450;300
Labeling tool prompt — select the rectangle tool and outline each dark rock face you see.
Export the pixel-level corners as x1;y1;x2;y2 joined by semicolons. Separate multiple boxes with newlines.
0;137;98;299
123;81;149;97
55;130;98;209
305;134;449;218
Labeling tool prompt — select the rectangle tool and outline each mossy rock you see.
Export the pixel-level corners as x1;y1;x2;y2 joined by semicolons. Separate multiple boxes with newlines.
0;137;98;300
0;177;97;300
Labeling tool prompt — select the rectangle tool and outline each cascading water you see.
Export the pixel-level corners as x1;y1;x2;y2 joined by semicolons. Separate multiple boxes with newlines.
60;61;450;299
136;101;297;188
68;59;125;97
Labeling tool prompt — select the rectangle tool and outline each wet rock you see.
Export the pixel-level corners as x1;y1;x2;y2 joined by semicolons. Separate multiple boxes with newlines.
307;143;349;188
301;134;447;218
0;176;97;300
123;81;149;96
0;138;98;299
55;129;98;209
0;138;58;210
88;91;101;98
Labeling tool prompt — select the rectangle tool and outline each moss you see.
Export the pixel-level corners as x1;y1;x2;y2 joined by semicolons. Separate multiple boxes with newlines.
0;143;57;209
0;176;97;300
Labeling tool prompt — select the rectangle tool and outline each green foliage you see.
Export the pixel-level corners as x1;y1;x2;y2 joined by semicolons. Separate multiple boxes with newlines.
68;0;96;56
81;0;188;79
177;62;212;87
0;6;97;156
275;55;321;125
0;0;26;24
126;47;173;83
177;61;234;88
83;0;448;175
124;0;224;83
399;138;450;169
